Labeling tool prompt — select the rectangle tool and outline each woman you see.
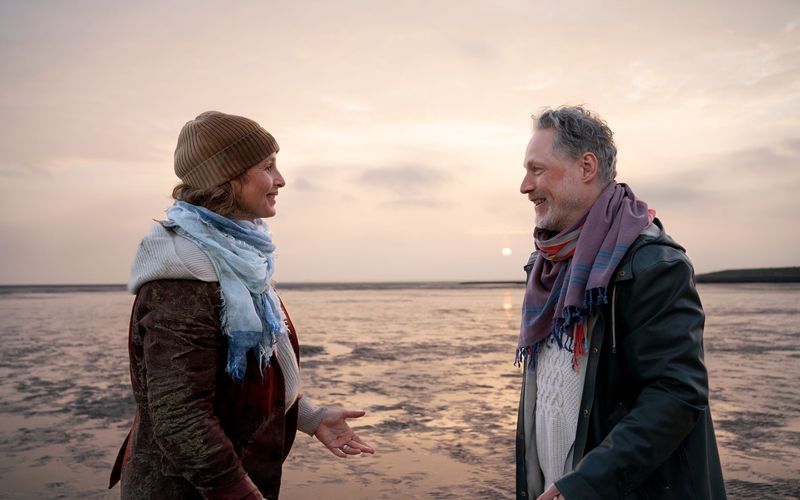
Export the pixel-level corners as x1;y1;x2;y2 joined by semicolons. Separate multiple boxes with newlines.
109;111;374;499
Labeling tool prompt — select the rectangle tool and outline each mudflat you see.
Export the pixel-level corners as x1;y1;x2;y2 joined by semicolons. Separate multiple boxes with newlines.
0;283;797;498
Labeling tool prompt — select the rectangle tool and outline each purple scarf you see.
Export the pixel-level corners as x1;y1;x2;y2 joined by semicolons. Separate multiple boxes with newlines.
516;183;653;367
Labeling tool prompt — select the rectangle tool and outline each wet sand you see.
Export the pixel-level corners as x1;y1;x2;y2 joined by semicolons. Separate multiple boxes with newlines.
699;284;800;498
0;283;798;498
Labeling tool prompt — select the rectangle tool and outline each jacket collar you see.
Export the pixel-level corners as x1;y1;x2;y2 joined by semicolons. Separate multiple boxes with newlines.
610;218;685;284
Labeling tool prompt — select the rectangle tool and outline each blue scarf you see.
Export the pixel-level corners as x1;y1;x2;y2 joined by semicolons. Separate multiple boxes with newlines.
163;201;287;381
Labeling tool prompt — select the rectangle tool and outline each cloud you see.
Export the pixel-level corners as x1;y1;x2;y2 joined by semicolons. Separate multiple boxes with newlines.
635;139;800;212
785;138;800;152
636;185;717;210
356;164;449;195
728;144;800;177
379;197;446;209
319;96;374;113
515;68;565;92
2;0;798;283
459;40;499;62
292;177;316;191
0;162;52;179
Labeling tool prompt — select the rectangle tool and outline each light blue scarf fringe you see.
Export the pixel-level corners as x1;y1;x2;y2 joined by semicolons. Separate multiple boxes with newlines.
163;201;287;381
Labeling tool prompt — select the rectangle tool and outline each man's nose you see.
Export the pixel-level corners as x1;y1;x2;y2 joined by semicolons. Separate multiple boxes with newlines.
520;172;533;194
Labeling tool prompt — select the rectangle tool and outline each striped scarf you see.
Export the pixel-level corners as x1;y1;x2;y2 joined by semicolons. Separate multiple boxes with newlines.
516;183;654;368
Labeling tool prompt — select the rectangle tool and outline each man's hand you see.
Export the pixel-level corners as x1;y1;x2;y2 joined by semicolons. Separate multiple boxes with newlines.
537;484;563;500
313;407;375;458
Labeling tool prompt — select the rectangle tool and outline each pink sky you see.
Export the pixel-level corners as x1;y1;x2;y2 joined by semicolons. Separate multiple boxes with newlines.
1;1;798;283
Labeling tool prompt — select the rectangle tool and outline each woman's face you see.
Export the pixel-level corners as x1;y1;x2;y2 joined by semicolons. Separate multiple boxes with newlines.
231;153;285;220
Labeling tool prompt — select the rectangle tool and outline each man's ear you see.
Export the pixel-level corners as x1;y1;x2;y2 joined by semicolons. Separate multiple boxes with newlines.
579;152;599;183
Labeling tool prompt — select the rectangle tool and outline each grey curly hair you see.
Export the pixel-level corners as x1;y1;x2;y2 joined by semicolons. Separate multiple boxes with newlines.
533;106;617;183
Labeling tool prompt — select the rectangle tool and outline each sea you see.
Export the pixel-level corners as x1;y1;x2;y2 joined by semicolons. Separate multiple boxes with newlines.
0;283;798;499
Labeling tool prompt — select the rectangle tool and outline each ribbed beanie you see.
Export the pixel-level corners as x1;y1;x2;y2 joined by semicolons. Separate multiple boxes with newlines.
174;111;280;189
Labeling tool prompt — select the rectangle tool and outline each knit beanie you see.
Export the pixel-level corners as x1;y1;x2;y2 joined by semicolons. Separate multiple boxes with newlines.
174;111;280;189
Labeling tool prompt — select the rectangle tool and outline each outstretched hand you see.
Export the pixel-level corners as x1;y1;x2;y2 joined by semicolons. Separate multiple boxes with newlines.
313;407;375;458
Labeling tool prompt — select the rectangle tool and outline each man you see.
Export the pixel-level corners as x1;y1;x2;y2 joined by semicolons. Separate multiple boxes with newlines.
515;106;726;499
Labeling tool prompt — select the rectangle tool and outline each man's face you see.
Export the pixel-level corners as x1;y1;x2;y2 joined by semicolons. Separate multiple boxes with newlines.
520;128;588;232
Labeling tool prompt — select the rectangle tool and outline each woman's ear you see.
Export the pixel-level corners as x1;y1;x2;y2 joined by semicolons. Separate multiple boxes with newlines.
229;174;244;197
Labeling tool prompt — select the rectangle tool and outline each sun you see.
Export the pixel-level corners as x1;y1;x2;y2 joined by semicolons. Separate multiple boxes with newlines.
501;247;512;257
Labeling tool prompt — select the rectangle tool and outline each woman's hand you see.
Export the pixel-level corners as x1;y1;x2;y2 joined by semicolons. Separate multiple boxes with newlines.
313;407;375;458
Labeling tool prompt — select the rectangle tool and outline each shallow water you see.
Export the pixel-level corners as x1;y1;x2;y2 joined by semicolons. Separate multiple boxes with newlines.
0;283;798;499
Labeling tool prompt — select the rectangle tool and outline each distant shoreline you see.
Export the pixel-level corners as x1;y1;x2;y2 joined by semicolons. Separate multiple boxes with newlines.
0;282;527;294
695;267;800;283
2;268;798;293
0;284;127;294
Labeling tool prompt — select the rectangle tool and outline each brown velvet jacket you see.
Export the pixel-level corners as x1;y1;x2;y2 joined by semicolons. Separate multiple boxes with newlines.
110;279;300;500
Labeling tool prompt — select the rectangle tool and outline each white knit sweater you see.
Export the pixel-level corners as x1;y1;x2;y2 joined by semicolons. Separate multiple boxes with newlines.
129;222;326;435
535;330;590;488
523;316;595;495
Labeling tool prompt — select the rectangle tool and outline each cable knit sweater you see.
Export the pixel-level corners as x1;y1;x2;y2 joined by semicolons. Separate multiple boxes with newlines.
523;316;595;493
534;330;590;488
129;222;325;435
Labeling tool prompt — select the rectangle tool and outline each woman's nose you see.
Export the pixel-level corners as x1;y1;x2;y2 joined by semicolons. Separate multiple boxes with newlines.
275;169;286;187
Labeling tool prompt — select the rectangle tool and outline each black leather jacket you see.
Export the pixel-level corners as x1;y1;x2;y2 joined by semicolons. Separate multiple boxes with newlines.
516;220;726;499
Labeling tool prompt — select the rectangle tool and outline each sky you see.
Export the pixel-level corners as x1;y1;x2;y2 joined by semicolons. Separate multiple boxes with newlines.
1;0;798;284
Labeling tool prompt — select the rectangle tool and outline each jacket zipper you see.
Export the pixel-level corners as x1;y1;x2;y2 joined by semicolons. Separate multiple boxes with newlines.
611;284;617;354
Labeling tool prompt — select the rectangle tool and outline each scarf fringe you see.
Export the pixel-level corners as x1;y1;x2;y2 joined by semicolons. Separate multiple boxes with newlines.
516;286;607;371
517;183;651;371
226;292;285;380
166;201;286;382
514;342;542;369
